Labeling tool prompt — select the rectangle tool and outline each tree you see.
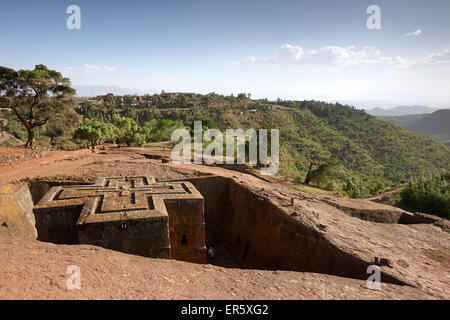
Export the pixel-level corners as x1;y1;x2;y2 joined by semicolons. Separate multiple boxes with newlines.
237;93;247;100
73;119;117;148
0;65;75;148
304;155;344;186
134;133;147;147
113;114;140;146
304;160;316;185
201;95;211;108
343;179;362;199
177;94;188;107
142;119;184;142
191;116;217;134
398;171;450;219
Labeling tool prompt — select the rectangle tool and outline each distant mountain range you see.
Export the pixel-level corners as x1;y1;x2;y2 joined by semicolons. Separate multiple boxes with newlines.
377;109;450;146
333;100;450;111
73;85;155;97
367;105;441;116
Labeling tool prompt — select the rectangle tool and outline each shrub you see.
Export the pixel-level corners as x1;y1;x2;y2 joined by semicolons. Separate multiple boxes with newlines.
73;119;117;147
134;133;147;147
343;179;362;198
5;118;27;141
398;172;450;219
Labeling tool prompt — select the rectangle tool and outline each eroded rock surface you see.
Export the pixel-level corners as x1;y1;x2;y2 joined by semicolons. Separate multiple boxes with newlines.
0;229;434;300
0;183;37;240
0;147;448;299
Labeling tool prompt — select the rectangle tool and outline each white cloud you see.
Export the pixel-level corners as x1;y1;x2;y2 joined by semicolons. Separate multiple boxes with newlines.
236;44;305;66
235;44;414;69
425;49;450;65
65;64;117;74
83;64;102;73
304;46;369;68
405;29;422;37
235;44;450;71
103;66;117;72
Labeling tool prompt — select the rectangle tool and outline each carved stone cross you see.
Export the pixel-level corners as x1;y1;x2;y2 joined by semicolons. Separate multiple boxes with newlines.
33;176;205;263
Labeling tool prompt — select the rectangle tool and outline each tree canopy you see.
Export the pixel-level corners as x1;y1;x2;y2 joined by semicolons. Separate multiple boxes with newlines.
399;171;450;219
0;64;75;148
73;116;185;148
73;119;117;147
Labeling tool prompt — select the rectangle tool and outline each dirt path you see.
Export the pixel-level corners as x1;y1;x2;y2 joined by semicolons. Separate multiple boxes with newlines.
0;148;93;184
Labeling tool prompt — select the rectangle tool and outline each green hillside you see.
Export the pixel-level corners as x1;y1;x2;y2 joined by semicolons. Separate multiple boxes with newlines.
192;100;450;195
377;109;450;146
408;109;450;145
2;92;449;197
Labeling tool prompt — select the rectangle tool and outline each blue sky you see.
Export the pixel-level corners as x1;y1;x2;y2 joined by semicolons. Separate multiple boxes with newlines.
1;0;450;105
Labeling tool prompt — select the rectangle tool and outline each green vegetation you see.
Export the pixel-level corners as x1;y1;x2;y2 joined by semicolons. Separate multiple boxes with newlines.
292;184;332;195
142;119;185;143
73;119;117;147
378;109;450;146
1;106;82;150
0;65;75;148
2;69;449;201
398;172;450;219
112;115;140;147
179;100;449;198
73;116;184;148
16;91;450;199
303;155;345;187
5;116;27;141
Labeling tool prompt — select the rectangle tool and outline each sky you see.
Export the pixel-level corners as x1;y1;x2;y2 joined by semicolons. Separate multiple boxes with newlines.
1;0;450;107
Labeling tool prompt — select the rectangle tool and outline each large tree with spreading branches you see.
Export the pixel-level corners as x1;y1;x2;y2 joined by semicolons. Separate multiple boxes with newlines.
0;64;75;148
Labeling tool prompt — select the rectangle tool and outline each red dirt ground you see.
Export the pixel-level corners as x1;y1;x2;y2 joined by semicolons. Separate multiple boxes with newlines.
0;146;448;300
0;227;432;300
